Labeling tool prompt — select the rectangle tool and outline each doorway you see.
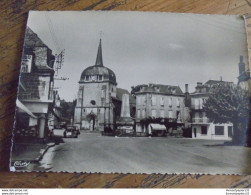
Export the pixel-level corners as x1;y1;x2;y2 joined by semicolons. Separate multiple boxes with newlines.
194;128;197;138
89;117;95;131
87;112;97;131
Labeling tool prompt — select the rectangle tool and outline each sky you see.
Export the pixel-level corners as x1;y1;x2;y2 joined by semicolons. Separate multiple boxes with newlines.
27;11;249;101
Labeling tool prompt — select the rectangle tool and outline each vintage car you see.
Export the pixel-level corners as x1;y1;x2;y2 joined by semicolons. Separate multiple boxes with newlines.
63;126;80;138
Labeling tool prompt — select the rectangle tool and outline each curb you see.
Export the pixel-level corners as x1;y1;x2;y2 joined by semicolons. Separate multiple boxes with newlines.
35;142;56;162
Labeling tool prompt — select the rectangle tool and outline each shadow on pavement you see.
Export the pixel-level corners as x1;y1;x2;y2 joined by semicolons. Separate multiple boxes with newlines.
50;136;64;145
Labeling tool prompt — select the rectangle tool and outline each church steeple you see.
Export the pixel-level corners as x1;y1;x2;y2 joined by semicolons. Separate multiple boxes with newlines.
95;39;103;66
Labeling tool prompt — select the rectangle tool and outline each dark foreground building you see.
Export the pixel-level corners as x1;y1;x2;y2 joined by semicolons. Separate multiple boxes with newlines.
15;27;56;139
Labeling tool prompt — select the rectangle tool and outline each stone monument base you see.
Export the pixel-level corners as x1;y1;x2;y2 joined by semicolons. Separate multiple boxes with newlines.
116;117;134;136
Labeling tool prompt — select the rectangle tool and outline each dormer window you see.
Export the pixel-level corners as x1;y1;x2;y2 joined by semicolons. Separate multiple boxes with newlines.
86;75;90;81
98;75;103;81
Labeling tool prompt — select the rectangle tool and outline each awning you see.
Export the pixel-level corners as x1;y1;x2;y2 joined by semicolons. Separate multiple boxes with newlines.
16;99;37;118
149;123;166;131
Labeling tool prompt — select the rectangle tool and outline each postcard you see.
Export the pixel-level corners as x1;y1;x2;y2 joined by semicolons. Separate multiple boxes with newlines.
9;11;250;174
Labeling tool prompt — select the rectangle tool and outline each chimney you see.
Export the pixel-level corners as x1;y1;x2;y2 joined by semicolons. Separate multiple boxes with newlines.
185;84;189;93
184;84;191;107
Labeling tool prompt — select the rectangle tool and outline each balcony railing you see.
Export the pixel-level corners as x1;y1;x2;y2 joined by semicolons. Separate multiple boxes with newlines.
192;118;209;123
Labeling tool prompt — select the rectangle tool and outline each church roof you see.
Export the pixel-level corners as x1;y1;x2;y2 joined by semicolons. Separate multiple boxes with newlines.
80;39;117;84
95;39;103;66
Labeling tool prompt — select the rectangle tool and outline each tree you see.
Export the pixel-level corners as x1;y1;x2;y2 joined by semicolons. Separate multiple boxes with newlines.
203;83;250;145
60;100;76;122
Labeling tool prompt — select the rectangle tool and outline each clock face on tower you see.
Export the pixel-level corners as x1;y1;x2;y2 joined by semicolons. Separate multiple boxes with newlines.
91;75;97;81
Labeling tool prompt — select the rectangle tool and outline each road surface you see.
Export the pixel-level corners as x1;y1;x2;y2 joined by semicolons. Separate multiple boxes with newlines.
36;132;251;174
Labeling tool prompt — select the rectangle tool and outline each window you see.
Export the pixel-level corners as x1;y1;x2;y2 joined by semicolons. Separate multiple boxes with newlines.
86;75;90;81
199;98;203;109
142;96;146;105
137;109;141;118
168;111;173;118
160;110;164;118
151;96;156;106
142;109;145;118
151;109;156;117
176;98;180;107
160;97;164;106
194;99;199;109
137;96;141;105
168;98;172;107
98;75;103;81
215;126;224;135
21;55;32;73
228;126;233;137
176;111;180;120
201;126;207;135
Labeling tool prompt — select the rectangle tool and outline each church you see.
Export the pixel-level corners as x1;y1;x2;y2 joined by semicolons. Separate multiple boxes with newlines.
74;39;136;132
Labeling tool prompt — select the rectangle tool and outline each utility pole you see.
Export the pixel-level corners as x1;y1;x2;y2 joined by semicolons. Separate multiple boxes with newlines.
80;88;84;130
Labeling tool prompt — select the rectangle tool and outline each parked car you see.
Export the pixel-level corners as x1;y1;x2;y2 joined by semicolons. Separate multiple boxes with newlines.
63;126;80;138
55;122;67;129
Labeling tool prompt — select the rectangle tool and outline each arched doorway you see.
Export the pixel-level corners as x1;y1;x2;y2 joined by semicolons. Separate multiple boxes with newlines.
86;112;97;131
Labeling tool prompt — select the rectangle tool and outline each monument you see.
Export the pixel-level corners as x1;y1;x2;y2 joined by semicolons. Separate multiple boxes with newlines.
116;94;134;135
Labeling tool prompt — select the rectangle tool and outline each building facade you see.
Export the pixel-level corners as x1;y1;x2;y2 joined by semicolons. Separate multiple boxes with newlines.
190;80;233;140
15;27;56;139
134;84;190;135
74;40;118;131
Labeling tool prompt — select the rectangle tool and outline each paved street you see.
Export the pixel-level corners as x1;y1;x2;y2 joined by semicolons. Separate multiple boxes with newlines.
36;132;251;174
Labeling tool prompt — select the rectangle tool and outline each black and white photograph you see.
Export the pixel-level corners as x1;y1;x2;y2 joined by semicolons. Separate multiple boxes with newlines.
10;11;251;174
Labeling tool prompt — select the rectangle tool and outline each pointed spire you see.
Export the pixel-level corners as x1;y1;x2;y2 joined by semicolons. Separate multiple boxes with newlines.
95;39;103;66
